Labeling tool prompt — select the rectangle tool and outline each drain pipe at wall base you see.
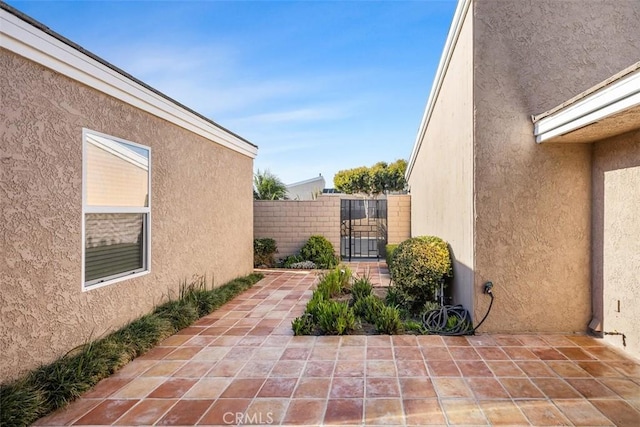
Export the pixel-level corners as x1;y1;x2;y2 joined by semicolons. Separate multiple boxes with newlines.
421;281;495;336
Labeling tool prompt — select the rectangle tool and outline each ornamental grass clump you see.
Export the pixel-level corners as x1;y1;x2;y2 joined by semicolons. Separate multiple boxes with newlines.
389;236;452;314
0;272;264;427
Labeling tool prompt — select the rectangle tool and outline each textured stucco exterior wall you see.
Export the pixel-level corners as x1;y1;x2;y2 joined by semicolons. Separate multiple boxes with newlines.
472;0;640;332
408;6;474;313
253;198;341;259
386;195;411;245
0;49;254;382
592;130;640;357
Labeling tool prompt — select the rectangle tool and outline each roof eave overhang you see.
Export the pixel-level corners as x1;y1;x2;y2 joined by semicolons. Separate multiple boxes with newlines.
533;62;640;144
0;5;258;159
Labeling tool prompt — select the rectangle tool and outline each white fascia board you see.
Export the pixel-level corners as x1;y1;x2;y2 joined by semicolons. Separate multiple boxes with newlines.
534;68;640;143
406;0;472;180
0;9;258;159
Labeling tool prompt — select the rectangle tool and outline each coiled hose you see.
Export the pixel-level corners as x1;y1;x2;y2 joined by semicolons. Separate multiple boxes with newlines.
422;291;494;336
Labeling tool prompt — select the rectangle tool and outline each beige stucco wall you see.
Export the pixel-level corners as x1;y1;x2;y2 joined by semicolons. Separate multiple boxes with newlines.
0;49;254;382
253;197;341;259
592;129;640;357
472;0;640;332
408;5;474;312
386;195;411;245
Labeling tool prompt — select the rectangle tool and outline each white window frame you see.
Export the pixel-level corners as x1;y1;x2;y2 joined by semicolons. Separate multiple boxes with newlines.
81;128;151;290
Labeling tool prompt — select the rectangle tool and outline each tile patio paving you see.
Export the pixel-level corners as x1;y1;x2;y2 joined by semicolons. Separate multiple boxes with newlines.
35;262;640;426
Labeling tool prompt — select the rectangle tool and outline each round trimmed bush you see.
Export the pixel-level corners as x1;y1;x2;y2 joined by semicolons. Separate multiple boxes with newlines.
300;235;338;269
389;236;452;313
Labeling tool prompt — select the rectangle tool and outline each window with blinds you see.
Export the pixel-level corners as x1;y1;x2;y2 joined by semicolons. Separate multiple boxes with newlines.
83;130;150;289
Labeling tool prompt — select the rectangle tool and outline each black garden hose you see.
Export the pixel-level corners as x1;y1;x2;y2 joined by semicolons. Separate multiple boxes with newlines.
421;290;494;336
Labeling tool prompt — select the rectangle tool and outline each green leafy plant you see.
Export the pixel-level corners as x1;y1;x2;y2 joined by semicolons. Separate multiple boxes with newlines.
385;244;398;268
254;238;278;268
316;300;357;335
403;319;426;334
316;266;352;299
350;276;373;302
375;305;403;335
253;169;287;200
385;284;407;308
353;294;384;324
0;272;264;427
389;236;453;314
291;314;315;336
300;235;338;269
281;254;304;268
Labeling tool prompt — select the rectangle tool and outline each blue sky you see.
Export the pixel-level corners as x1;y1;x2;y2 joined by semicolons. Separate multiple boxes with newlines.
8;0;456;186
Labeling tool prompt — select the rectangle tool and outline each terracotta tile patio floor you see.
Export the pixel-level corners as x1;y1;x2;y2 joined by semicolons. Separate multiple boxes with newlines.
35;262;640;426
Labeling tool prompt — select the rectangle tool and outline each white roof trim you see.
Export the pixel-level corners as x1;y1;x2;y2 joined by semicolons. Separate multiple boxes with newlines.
286;175;325;187
533;66;640;143
0;8;258;159
406;0;472;179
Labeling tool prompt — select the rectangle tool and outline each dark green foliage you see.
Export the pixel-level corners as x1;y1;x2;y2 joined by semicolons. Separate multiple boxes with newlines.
253;169;287;200
300;235;338;269
353;294;384;324
375;306;403;335
110;314;174;358
154;300;200;331
281;254;304;268
385;244;398;268
291;314;314;336
254;238;278;267
385;284;407;308
316;300;357;335
0;272;263;427
316;266;352;299
350;276;373;302
403;319;426;334
0;379;46;426
389;236;453;314
333;159;407;196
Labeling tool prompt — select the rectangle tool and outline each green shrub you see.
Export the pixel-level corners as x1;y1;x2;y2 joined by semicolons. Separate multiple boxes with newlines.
316;266;352;299
316;300;357;335
385;284;407;308
0;272;264;427
254;238;278;267
375;305;403;335
154;300;200;331
353;294;384;324
291;314;315;336
0;379;46;426
385;244;399;268
305;291;327;322
300;235;338;269
281;254;304;268
389;236;452;313
403;319;426;334
350;276;373;302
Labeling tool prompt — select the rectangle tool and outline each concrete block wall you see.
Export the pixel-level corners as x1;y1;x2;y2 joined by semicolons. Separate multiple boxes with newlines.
254;197;341;258
387;194;411;244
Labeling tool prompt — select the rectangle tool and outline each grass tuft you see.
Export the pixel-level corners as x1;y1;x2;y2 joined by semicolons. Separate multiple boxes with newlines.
0;272;263;427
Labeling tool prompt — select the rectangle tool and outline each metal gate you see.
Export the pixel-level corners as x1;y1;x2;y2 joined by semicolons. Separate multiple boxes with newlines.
340;199;387;260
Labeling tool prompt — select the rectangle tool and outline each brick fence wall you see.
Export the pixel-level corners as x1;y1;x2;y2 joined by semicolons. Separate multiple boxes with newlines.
253;194;411;259
387;194;411;245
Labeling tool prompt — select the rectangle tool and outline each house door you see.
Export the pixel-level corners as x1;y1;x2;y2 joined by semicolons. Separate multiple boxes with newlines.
340;199;387;261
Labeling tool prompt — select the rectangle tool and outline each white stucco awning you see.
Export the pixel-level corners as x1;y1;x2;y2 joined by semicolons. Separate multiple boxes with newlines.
532;61;640;144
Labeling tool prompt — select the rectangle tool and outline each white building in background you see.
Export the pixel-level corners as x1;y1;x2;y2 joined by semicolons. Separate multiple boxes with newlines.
286;174;326;200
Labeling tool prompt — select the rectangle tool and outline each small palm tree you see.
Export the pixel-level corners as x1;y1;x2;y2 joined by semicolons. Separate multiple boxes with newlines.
253;169;288;200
